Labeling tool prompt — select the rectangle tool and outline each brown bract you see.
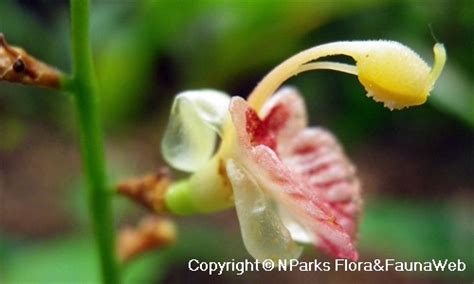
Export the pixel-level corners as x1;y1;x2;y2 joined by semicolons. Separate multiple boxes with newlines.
0;34;61;89
117;216;176;262
117;168;171;212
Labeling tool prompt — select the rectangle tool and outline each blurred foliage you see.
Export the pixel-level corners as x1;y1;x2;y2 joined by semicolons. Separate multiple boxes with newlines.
0;225;244;283
1;0;473;283
360;198;474;276
1;198;472;283
93;0;389;128
430;64;474;127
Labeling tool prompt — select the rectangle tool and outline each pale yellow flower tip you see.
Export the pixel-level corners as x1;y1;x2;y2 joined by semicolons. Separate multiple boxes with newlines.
355;41;446;110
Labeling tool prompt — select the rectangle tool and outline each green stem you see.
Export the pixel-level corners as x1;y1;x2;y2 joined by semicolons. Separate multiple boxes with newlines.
69;0;120;283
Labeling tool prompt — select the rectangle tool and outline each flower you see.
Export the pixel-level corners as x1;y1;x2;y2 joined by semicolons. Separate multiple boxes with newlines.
160;40;446;261
162;87;360;260
228;87;361;261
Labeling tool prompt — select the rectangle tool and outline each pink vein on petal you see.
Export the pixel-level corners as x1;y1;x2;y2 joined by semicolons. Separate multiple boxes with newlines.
229;96;359;260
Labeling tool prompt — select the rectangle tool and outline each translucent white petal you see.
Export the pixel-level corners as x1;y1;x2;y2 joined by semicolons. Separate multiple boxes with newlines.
278;206;314;245
226;159;302;261
162;90;230;172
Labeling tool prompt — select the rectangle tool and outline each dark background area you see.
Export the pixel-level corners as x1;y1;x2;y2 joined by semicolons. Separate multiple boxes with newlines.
0;0;473;283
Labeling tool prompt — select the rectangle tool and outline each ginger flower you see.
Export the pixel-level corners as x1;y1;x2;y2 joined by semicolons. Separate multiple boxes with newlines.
160;40;446;261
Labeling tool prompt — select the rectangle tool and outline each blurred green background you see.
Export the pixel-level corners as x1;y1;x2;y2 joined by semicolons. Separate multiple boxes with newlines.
0;0;473;283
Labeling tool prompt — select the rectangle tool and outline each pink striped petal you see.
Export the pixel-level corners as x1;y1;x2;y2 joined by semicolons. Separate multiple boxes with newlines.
247;145;358;260
229;97;358;260
282;128;362;238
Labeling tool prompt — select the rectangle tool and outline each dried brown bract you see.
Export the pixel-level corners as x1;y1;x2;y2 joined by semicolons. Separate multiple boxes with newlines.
0;34;61;88
117;168;171;212
117;216;176;262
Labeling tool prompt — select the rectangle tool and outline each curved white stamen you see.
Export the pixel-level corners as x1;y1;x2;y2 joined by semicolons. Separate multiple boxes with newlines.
296;61;358;76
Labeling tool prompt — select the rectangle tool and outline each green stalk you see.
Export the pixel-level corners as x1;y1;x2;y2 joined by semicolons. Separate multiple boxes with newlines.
69;0;120;283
